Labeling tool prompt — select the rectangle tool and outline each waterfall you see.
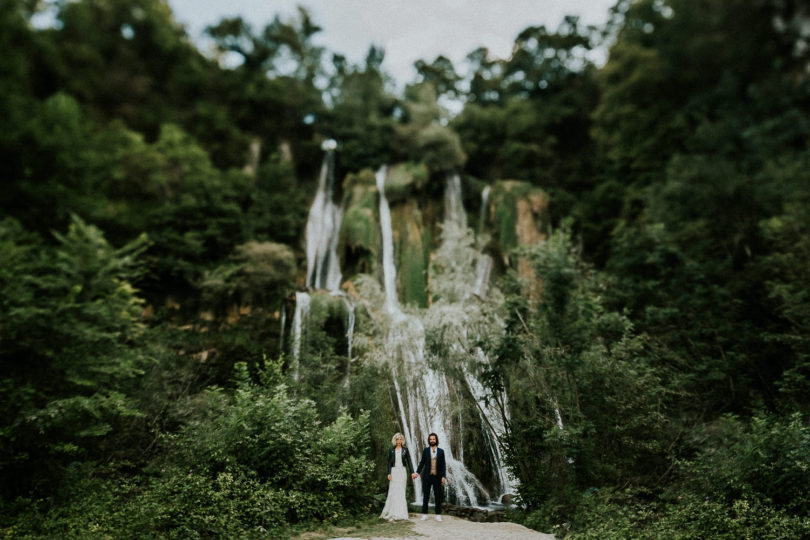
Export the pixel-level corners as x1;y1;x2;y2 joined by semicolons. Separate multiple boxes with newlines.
383;311;488;506
444;172;467;230
471;347;518;499
376;166;398;312
305;140;342;291
478;185;491;237
472;254;493;299
279;303;287;355
345;299;355;361
376;167;484;504
437;173;515;502
291;291;310;381
294;159;515;506
373;168;507;506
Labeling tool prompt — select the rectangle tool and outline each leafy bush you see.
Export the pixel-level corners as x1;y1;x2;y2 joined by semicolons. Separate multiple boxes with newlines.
683;412;810;514
562;488;810;540
2;359;376;537
200;241;296;309
0;215;151;498
1;464;288;539
489;229;673;509
172;361;375;523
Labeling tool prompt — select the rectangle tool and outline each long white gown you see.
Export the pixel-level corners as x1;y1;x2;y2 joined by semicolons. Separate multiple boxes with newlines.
380;448;410;520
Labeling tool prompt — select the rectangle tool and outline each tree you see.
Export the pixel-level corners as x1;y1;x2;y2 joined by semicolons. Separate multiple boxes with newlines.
414;54;462;99
321;45;399;172
0;216;150;498
486;229;672;510
205;7;325;174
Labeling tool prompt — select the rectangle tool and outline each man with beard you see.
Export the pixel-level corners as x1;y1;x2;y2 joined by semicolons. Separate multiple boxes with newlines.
415;432;446;521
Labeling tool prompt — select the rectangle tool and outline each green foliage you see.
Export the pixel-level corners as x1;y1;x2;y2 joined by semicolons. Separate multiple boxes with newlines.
488;229;673;509
200;241;296;310
173;361;374;521
382;162;429;203
340;171;381;276
10;465;290;538
683;413;810;514
391;202;429;308
397;228;429;308
487;180;548;260
43;0;213;142
395;83;466;173
323;46;398;171
452;16;600;219
559;487;810;540
414;55;462;98
0;215;150;496
1;357;378;537
4;0;810;537
757;172;810;408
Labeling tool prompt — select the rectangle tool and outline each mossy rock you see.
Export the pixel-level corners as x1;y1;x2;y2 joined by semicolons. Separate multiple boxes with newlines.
305;291;353;358
487;180;549;264
309;291;348;326
342;168;377;190
383;162;429;204
340;174;380;277
391;200;429;308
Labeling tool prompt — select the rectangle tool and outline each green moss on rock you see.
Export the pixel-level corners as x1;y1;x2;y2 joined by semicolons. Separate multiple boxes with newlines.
340;170;380;276
383;162;429;203
488;180;548;264
391;200;429;308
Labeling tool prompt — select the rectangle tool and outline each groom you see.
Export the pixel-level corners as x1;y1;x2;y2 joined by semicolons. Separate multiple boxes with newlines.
415;432;446;521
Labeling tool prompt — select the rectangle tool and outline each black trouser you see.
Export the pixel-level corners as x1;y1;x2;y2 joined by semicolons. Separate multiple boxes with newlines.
421;474;443;515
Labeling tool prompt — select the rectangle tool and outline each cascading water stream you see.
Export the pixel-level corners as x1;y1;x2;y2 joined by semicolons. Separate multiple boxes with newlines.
296;140;359;384
376;166;488;506
471;255;493;299
478;185;491;238
438;172;516;502
376;166;398;313
291;291;311;381
444;172;467;231
294;157;516;506
345;299;355;361
279;303;286;356
305;140;342;291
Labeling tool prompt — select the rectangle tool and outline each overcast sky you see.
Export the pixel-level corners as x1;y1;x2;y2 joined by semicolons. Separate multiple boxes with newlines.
168;0;617;87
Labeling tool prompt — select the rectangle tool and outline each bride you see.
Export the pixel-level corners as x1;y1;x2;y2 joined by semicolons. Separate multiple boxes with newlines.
380;432;418;521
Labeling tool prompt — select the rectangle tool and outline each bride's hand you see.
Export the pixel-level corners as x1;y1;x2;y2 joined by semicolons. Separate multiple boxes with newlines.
411;473;418;479
387;474;392;481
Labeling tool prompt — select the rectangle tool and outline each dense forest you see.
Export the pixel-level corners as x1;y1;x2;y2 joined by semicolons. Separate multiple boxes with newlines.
2;0;810;537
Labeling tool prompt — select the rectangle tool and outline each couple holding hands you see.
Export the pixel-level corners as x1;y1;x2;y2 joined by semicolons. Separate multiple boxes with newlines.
380;432;446;522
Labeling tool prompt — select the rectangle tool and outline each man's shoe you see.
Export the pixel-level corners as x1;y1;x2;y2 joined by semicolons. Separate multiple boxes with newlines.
435;515;443;522
420;514;428;521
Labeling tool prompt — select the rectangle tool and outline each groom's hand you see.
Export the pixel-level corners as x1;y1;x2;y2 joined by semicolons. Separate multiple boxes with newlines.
411;473;418;479
441;477;446;485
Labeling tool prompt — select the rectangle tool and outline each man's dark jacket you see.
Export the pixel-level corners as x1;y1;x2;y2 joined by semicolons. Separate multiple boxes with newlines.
415;446;446;481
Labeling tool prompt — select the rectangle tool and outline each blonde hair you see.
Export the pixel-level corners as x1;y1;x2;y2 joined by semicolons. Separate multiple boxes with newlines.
391;432;406;446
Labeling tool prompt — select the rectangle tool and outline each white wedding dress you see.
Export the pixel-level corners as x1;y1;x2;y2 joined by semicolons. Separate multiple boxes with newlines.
380;448;410;520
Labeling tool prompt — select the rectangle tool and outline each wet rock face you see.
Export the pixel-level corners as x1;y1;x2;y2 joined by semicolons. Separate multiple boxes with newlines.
483;180;548;264
338;168;548;307
339;170;380;279
515;191;548;246
441;503;510;522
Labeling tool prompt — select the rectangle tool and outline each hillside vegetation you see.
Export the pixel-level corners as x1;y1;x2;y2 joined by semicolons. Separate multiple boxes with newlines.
2;0;810;537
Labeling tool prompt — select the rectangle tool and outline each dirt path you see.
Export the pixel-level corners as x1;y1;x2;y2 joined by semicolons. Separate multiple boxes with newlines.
330;514;555;540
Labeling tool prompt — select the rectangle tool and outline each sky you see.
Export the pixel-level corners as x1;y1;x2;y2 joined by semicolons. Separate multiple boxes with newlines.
168;0;618;87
